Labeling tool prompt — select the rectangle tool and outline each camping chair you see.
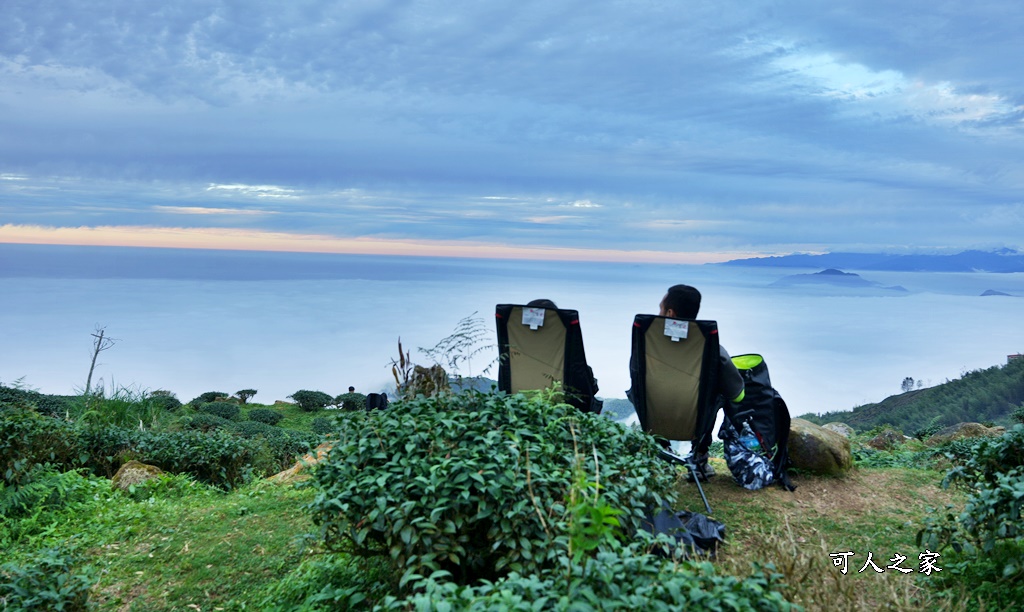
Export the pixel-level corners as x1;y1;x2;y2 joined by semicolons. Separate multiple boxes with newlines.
629;314;723;514
495;304;602;414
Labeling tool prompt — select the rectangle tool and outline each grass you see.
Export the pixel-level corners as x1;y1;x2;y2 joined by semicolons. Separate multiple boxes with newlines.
673;459;965;611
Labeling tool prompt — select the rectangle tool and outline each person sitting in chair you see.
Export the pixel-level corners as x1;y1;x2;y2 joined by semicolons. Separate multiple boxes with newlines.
629;284;745;479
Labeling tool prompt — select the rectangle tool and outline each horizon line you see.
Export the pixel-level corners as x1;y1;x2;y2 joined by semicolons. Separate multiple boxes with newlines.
0;223;763;265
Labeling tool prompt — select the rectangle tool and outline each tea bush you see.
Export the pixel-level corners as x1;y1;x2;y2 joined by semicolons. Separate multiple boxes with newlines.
308;391;676;587
0;408;79;486
311;417;335;436
383;550;794;611
248;408;284;426
0;547;97;612
202;401;241;421
289;390;334;412
190;391;229;406
919;425;1024;608
183;413;234;433
334;392;367;411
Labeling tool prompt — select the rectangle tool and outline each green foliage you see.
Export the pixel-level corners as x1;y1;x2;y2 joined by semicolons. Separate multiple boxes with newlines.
248;408;285;426
1012;405;1024;424
201;401;242;421
149;392;183;412
0;548;97;612
76;385;171;429
311;417;335;436
234;420;285;439
381;552;795;611
815;358;1024;433
289;390;333;412
919;425;1024;606
0;465;93;520
191;391;229;406
0;384;77;418
708;440;725;459
308;391;676;588
236;389;258;404
334;392;367;411
255;556;391;611
0;408;80;486
183;412;234;433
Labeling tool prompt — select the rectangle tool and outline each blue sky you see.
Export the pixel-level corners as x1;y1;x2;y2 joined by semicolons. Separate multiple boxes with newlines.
2;0;1023;262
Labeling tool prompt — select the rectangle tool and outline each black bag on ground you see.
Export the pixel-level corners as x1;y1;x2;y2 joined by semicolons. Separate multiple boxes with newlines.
722;354;796;492
640;501;726;558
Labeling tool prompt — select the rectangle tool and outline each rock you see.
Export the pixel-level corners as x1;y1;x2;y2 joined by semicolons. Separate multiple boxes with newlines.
268;443;334;484
274;400;295;406
822;422;855;438
866;428;905;451
111;460;164;490
925;423;1006;447
788;418;853;476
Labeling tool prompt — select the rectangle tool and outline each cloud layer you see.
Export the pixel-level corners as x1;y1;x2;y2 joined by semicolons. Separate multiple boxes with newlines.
2;0;1022;258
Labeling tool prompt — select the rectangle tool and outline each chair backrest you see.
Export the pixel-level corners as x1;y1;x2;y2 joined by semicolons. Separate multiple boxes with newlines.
630;315;721;442
495;304;600;413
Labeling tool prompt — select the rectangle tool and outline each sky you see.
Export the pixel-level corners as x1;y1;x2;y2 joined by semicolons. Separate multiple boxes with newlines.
2;0;1024;261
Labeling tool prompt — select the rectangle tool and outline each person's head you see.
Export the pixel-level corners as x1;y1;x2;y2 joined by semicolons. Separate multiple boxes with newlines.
659;284;701;319
527;299;558;309
348;386;355;393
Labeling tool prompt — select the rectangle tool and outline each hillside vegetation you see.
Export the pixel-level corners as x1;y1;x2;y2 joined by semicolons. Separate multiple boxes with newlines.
800;357;1024;435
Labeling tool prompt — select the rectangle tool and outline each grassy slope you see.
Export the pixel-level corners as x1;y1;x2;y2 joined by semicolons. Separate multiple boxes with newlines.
30;463;958;610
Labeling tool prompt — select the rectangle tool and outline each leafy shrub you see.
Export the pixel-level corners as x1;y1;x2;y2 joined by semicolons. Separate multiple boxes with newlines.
334;392;367;411
308;391;676;587
382;551;794;611
201;401;241;421
914;423;944;441
0;385;76;418
289;390;334;412
234;420;285;439
0;408;79;486
919;425;1024;607
248;408;284;426
183;413;234;433
311;417;335;436
190;391;229;406
135;429;260;489
149;393;183;412
1012;405;1024;425
0;548;97;611
0;466;93;520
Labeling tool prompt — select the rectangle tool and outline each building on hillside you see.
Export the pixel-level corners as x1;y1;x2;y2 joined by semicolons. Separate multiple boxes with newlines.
1009;353;1023;363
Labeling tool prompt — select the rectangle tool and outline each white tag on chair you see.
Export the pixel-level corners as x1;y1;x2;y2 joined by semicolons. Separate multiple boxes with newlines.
522;307;546;330
664;319;689;342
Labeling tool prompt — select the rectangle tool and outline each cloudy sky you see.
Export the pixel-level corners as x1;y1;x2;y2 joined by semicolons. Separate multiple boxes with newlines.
2;0;1023;263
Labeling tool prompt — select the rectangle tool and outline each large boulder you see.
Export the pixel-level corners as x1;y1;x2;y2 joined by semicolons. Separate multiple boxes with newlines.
788;418;853;476
925;422;1006;447
111;460;164;490
866;428;905;451
822;422;855;438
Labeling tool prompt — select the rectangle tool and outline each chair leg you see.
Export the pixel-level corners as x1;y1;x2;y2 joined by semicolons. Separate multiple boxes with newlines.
686;459;713;515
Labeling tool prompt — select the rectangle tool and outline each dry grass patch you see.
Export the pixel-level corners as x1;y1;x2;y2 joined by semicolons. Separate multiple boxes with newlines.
673;463;965;610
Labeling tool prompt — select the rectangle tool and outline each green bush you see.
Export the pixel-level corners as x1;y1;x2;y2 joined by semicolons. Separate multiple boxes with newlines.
0;385;76;419
234;420;285;439
919;425;1024;608
1011;405;1024;425
248;408;284;426
0;547;97;611
0;408;80;486
383;550;794;611
201;401;241;421
308;391;676;587
150;393;183;412
289;390;334;412
335;392;367;411
183;413;234;433
311;417;335;436
190;391;229;407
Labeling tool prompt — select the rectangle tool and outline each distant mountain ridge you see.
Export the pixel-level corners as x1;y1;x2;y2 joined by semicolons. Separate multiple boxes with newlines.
770;268;908;293
719;248;1024;273
799;357;1024;434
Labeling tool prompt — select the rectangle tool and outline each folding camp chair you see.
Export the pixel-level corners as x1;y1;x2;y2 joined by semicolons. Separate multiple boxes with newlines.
629;314;722;514
495;304;602;414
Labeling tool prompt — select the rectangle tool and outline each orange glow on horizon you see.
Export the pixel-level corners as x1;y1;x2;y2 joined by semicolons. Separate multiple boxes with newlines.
0;223;755;265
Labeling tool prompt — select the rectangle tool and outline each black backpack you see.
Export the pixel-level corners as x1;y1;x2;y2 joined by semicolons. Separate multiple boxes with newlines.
723;354;796;491
365;393;389;411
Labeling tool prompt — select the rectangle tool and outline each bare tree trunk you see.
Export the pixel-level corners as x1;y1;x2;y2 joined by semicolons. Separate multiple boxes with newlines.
85;327;115;397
